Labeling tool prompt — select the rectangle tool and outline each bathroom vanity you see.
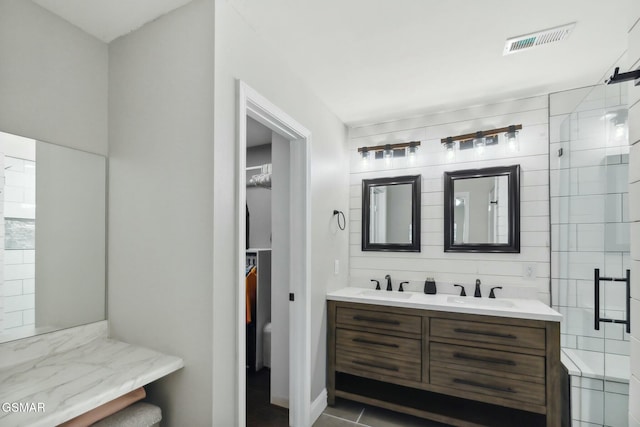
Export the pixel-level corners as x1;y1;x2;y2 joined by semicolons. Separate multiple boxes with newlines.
327;288;562;427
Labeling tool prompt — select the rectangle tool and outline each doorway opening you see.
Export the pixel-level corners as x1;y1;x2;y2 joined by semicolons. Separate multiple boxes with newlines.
237;81;311;427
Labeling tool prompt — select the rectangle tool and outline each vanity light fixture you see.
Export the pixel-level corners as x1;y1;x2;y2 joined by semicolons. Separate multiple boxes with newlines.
360;146;371;162
505;125;520;152
358;141;422;162
441;124;522;153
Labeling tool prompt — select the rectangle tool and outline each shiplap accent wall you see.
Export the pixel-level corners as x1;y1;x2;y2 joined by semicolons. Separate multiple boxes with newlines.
348;96;550;303
627;6;640;427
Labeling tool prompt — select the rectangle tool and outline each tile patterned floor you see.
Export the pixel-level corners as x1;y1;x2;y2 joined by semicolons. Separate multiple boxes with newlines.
247;369;449;427
314;398;450;427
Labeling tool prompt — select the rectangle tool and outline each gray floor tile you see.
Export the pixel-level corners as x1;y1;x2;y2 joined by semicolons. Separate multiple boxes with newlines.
313;413;361;427
323;399;365;422
357;405;449;427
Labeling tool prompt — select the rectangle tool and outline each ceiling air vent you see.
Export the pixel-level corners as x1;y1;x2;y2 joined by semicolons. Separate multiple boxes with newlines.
504;23;576;55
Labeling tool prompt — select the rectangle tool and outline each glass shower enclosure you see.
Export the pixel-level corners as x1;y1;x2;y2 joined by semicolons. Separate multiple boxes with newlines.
550;83;631;426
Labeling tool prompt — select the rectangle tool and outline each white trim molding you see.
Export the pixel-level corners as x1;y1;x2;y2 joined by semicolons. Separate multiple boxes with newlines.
310;389;328;425
236;80;312;427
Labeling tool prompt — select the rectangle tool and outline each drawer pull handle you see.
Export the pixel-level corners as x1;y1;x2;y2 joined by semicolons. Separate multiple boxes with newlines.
352;338;399;348
352;359;399;372
353;315;401;325
453;328;517;339
453;378;515;394
453;352;516;366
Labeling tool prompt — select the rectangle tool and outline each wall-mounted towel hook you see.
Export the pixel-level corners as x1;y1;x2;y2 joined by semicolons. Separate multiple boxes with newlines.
333;210;346;231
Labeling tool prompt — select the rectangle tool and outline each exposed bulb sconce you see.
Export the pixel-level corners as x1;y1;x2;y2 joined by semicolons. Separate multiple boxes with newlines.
505;125;520;152
360;147;370;163
441;124;522;153
358;141;422;162
473;131;486;153
443;137;456;161
383;144;393;163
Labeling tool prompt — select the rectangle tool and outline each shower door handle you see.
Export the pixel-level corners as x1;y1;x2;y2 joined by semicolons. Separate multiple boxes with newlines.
594;268;631;333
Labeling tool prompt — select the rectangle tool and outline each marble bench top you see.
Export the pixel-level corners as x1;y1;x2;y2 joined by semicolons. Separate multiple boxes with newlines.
0;332;183;427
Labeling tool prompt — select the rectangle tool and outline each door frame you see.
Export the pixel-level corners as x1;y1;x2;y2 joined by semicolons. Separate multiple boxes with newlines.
236;80;312;427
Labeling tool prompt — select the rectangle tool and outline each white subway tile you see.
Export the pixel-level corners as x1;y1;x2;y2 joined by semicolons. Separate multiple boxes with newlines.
22;309;35;325
22;250;35;264
604;390;629;427
576;387;604;424
631;222;640;260
562;333;577;348
630;142;640;184
3;311;23;329
605;339;631;356
3;186;24;203
630;181;640;222
4;294;33;312
550;114;572;143
4;264;35;280
550;87;593;116
576;224;604;252
3;280;22;296
631;337;640;380
3;250;23;265
630;376;640;422
552;224;577;251
605;223;630;252
22;278;35;294
577;336;605;352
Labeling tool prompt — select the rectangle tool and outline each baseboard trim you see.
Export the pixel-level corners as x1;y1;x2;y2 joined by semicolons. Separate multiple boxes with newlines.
311;388;328;424
270;396;289;409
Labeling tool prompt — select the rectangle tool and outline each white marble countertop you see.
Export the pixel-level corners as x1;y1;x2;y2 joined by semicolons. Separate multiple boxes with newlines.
0;337;184;427
327;287;562;322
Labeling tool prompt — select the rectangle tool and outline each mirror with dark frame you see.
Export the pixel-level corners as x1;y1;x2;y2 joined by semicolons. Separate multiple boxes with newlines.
444;165;520;253
362;175;421;252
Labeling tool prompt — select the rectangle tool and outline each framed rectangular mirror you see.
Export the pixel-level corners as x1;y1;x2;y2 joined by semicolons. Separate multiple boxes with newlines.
362;175;421;252
444;165;520;253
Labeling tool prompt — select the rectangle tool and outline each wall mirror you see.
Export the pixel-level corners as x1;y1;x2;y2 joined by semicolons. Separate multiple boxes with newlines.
444;165;520;253
362;175;421;252
0;130;106;343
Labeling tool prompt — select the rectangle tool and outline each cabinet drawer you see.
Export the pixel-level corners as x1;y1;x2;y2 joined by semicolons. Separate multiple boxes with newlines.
431;366;545;406
337;307;421;335
431;318;545;350
336;349;421;382
430;342;545;378
337;329;421;360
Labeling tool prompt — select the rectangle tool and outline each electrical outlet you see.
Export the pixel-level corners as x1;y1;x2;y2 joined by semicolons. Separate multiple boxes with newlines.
334;259;339;275
523;264;537;280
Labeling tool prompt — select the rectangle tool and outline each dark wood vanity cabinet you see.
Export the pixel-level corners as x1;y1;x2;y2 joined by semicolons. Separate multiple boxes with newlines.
327;301;561;427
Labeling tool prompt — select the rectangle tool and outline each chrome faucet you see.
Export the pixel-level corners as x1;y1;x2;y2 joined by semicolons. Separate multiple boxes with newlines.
385;274;392;291
474;279;482;298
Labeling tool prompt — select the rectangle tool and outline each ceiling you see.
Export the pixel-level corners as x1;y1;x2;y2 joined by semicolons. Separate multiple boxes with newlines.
229;0;630;126
247;117;272;148
31;0;630;126
32;0;194;43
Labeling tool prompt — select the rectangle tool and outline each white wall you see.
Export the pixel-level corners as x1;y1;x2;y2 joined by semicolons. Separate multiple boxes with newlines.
627;5;640;426
0;0;108;155
348;96;550;302
107;0;215;425
246;144;272;249
214;0;349;423
270;132;290;406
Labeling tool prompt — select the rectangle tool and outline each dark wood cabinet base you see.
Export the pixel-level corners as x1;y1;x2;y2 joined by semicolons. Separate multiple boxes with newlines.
327;300;561;427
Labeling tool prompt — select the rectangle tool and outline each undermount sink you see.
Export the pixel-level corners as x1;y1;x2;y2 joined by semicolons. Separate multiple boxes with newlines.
446;296;514;308
359;290;413;300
